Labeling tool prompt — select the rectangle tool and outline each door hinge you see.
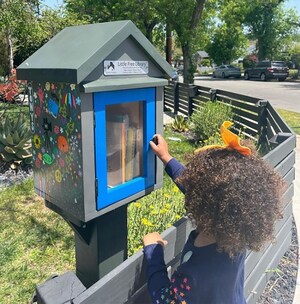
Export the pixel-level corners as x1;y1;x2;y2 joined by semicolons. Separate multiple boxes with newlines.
95;178;98;200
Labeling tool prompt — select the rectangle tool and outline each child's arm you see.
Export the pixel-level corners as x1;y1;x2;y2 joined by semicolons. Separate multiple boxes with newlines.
143;232;189;303
150;134;186;193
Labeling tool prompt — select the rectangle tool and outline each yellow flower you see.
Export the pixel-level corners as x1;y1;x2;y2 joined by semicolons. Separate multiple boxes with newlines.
149;205;154;209
173;186;179;193
150;210;158;215
133;202;141;208
165;203;171;209
141;218;154;227
160;208;168;214
164;193;170;198
175;215;181;220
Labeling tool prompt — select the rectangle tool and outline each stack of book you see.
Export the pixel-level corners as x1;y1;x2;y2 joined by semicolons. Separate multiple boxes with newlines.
106;115;141;187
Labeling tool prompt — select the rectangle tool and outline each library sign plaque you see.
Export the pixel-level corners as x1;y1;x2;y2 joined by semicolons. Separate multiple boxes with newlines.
104;60;149;75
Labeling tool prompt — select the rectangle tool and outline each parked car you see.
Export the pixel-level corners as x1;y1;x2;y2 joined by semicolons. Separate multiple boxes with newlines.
244;60;289;81
171;69;179;81
177;64;184;75
212;65;241;78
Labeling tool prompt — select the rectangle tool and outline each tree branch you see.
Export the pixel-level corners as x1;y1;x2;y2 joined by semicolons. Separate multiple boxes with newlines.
190;0;206;30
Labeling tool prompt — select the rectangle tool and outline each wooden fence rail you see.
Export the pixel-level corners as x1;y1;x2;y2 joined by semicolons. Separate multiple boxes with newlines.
41;81;296;304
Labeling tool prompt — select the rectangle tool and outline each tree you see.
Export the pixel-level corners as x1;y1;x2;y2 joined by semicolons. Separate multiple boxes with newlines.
243;0;300;60
65;0;219;84
207;23;247;65
0;0;34;73
206;0;248;65
64;0;161;42
0;0;85;74
159;0;207;83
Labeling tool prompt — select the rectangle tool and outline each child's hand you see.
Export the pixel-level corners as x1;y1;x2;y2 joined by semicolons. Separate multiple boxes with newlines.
143;232;168;248
150;134;173;165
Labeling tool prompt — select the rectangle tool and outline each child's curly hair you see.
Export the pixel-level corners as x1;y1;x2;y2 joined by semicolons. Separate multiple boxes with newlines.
178;147;285;257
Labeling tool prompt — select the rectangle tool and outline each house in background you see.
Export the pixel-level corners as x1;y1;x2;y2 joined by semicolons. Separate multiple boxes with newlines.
194;50;210;64
194;50;211;74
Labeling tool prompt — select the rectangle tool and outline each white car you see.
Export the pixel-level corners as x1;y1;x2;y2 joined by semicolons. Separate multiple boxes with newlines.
213;65;241;79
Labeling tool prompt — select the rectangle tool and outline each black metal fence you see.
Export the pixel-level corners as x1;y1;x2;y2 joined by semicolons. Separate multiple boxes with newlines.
48;81;296;304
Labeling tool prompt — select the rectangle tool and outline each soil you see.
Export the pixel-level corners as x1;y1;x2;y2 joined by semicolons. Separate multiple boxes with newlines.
257;220;298;304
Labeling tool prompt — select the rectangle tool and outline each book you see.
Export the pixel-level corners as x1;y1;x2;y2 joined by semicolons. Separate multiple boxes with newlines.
106;115;129;187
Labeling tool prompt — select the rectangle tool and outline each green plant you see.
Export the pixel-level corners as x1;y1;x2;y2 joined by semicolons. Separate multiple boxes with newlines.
171;115;189;132
190;101;234;144
0;114;32;169
289;69;299;79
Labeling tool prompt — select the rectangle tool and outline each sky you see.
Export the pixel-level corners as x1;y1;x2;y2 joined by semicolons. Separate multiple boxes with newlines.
43;0;300;14
42;0;63;8
285;0;300;13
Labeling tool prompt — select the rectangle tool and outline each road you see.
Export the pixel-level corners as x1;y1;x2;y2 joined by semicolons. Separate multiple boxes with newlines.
192;76;300;113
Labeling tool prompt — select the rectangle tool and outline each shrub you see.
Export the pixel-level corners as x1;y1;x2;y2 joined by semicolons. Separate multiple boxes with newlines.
243;54;258;69
0;69;26;103
289;69;299;79
190;101;234;144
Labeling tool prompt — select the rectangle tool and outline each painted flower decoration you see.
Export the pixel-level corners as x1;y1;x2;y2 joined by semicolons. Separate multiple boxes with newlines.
33;134;41;149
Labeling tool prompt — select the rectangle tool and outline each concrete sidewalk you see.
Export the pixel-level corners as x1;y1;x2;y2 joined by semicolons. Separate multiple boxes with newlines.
292;135;300;304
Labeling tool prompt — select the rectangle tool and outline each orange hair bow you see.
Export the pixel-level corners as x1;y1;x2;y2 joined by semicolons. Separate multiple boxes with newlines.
194;121;251;156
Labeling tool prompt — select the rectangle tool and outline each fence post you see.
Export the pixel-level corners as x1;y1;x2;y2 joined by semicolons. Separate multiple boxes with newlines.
209;88;217;102
188;85;198;117
256;99;268;147
174;81;179;115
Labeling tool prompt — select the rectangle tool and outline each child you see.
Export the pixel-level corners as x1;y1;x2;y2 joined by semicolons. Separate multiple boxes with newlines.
143;121;285;304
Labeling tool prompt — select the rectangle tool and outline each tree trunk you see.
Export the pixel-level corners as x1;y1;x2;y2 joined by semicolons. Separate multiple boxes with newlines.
182;43;194;84
7;28;14;73
165;24;172;64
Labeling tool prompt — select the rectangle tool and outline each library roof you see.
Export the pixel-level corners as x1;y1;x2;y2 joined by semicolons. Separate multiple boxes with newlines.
16;20;173;83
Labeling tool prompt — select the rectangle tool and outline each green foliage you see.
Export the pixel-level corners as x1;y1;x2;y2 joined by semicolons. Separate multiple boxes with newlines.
207;23;248;65
0;114;32;168
243;54;258;69
64;0;161;42
190;101;234;144
289;69;299;79
200;58;211;67
128;177;185;255
242;0;300;61
290;44;300;70
171;115;189;132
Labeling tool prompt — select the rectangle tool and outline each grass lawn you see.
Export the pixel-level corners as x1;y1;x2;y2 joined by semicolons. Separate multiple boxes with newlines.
276;108;300;135
0;179;75;303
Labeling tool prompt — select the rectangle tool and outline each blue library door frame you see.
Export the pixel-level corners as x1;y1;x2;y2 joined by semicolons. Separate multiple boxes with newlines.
94;87;156;211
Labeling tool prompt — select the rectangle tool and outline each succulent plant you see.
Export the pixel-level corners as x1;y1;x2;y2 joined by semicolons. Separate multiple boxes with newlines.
171;115;190;133
0;114;32;169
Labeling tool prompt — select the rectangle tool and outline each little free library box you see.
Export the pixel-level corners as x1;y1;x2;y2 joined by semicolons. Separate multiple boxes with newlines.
17;20;173;225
